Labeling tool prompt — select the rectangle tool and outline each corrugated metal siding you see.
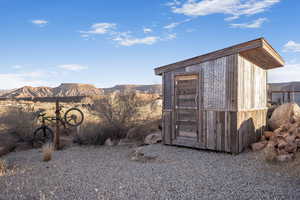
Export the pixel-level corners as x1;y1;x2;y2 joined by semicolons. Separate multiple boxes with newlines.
163;72;172;110
202;57;227;110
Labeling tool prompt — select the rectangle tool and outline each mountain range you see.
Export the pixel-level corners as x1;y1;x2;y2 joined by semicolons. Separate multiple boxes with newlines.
269;82;300;92
0;83;162;98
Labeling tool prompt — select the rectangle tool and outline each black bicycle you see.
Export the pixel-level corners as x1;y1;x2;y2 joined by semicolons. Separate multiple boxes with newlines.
33;106;84;145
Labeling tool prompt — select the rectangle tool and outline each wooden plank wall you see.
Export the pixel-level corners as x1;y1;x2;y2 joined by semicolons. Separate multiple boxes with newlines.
238;55;267;111
200;111;237;153
237;109;267;153
162;110;172;145
198;109;266;153
163;68;185;144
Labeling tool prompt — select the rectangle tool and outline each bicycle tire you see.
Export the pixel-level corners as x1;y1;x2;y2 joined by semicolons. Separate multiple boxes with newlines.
64;108;84;127
33;126;54;145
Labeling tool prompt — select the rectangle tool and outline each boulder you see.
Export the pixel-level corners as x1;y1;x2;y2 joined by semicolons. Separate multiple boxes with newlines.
144;132;162;145
129;146;158;162
269;103;300;131
251;141;268;151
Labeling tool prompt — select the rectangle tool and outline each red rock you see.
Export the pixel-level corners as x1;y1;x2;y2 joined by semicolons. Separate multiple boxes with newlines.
263;131;275;140
284;143;297;153
295;139;300;148
251;141;268;151
277;139;288;149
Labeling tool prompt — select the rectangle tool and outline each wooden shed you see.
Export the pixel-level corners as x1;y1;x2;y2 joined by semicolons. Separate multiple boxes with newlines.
154;38;284;154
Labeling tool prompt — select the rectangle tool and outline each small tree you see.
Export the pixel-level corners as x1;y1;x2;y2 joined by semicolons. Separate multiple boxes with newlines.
94;92;157;139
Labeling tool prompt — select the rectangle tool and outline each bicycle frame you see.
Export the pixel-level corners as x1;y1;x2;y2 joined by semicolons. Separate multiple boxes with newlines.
38;113;67;129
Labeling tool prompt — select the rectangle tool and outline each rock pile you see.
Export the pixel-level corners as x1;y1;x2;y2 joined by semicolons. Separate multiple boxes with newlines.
251;103;300;162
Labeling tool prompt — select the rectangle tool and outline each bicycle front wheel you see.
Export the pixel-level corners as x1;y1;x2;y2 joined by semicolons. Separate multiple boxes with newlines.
33;126;54;145
64;108;84;127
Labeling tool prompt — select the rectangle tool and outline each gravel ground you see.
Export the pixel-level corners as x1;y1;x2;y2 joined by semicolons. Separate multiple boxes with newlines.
1;144;300;200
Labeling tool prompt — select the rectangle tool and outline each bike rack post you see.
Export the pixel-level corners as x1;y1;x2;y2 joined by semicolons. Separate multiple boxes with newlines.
54;99;60;150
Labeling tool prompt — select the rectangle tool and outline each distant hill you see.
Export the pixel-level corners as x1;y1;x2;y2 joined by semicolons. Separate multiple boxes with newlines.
53;83;103;97
103;84;162;94
269;82;300;91
0;89;11;96
0;83;103;98
0;83;162;98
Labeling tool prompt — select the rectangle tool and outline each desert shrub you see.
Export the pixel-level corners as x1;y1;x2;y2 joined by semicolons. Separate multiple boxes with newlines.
0;159;7;176
126;119;162;142
0;104;38;142
74;92;161;145
73;122;121;145
93;92;160;138
42;143;54;162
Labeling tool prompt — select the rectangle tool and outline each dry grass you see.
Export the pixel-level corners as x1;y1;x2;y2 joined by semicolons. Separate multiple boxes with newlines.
0;104;38;142
74;92;162;145
0;159;7;176
73;122;123;145
94;92;160;134
42;143;54;162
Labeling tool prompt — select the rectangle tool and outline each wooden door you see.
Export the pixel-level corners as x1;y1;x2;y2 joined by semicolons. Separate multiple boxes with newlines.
173;74;200;145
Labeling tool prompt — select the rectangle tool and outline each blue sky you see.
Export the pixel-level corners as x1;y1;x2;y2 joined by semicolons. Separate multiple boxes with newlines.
0;0;299;89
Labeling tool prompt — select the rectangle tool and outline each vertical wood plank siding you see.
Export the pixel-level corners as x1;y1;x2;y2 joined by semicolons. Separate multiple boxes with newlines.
238;55;267;110
162;110;172;144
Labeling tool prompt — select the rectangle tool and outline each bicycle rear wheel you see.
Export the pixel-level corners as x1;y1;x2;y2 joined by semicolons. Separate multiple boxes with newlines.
64;108;84;127
33;126;54;145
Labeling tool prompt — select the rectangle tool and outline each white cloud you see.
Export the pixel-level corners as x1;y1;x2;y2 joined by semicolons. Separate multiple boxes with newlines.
230;18;267;28
113;32;159;46
164;22;180;29
268;63;300;83
164;33;177;40
171;0;280;20
31;20;48;26
58;64;88;71
283;41;300;53
80;22;177;46
80;34;89;38
143;28;153;33
80;23;116;35
0;71;49;89
224;15;240;21
165;0;181;7
164;18;192;29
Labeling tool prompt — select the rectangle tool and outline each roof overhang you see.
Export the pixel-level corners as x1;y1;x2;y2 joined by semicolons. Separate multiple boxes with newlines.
154;38;285;75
